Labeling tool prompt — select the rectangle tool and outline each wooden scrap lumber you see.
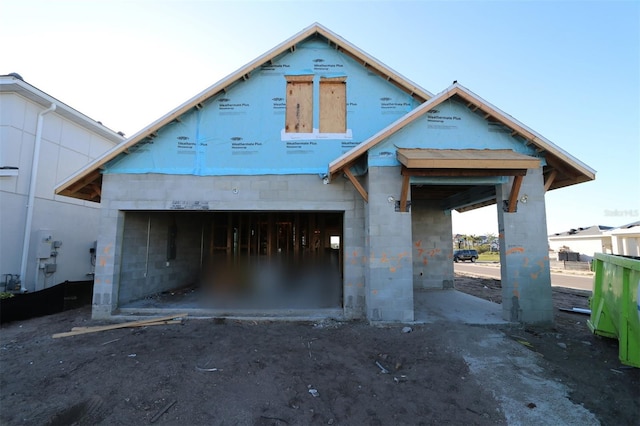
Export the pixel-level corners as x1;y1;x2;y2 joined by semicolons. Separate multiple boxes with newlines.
52;313;187;339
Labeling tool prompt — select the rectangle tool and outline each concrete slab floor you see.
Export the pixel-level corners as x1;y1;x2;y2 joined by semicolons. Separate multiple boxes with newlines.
414;289;509;325
117;287;507;325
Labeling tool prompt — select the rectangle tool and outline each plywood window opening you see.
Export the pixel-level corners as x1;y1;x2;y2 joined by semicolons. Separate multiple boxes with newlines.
285;75;313;133
319;77;347;133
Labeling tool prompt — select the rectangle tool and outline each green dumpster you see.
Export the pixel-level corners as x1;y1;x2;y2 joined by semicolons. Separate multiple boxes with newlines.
588;253;640;368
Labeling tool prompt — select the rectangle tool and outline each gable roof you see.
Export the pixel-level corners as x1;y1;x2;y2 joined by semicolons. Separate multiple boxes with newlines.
55;23;433;202
329;83;596;191
549;225;614;238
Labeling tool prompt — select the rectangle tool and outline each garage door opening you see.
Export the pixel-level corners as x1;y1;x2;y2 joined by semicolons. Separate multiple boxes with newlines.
118;211;343;311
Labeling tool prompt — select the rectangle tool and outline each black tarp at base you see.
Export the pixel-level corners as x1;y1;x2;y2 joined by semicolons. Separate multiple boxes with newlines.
0;280;93;324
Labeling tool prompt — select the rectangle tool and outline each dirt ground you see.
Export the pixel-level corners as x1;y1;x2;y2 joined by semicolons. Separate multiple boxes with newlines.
1;275;638;425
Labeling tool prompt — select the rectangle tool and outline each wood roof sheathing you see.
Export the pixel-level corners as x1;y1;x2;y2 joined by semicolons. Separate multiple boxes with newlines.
55;23;433;202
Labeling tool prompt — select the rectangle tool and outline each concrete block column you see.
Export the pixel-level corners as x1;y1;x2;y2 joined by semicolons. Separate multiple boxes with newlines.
92;200;125;319
365;166;414;322
411;200;454;289
497;168;553;324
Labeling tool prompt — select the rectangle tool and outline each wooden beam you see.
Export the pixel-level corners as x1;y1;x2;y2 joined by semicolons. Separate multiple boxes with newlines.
441;186;496;211
52;313;188;338
342;166;368;202
65;169;101;194
401;168;528;177
507;175;524;213
400;173;410;212
544;169;558;192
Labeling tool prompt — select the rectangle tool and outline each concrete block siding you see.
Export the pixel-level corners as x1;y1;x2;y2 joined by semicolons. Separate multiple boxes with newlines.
365;167;414;322
411;200;454;289
92;173;366;319
497;168;553;324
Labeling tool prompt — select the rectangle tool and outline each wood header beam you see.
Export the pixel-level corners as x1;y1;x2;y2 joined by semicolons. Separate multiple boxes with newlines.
401;168;528;177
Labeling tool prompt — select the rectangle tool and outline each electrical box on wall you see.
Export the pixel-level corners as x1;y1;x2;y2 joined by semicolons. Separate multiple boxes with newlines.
36;230;53;259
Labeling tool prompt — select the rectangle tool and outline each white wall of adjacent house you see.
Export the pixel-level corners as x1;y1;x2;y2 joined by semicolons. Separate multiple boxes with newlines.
0;92;118;292
548;236;613;262
610;232;640;257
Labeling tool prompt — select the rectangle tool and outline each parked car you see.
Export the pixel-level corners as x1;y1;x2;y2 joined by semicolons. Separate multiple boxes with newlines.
453;249;478;263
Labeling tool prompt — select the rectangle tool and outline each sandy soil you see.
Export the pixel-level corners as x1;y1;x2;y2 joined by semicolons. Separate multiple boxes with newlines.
0;275;638;425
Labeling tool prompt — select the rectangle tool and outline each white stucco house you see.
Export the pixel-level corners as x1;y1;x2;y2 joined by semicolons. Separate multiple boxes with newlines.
548;225;613;261
0;73;123;292
606;221;640;257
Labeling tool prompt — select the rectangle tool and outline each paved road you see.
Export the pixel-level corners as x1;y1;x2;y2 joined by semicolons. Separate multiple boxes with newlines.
454;263;594;292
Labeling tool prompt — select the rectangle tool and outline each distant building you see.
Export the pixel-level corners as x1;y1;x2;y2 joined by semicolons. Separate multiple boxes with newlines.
548;225;613;261
0;74;123;292
606;221;640;257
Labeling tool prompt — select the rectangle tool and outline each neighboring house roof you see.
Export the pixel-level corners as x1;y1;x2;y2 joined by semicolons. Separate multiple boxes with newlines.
329;83;596;191
55;23;433;202
0;74;124;143
605;221;640;236
549;225;614;239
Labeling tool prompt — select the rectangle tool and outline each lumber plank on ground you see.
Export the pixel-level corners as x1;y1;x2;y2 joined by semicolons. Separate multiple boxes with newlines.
70;320;182;332
52;313;188;338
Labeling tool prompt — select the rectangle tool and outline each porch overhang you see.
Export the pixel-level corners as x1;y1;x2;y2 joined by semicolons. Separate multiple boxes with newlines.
396;149;541;213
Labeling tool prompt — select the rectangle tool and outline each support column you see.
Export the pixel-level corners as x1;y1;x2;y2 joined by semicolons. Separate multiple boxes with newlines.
365;166;414;322
497;168;553;324
411;200;454;289
92;201;125;319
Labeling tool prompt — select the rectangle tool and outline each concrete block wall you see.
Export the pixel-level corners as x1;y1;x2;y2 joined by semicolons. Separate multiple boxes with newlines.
93;173;365;319
92;206;125;319
365;167;414;322
118;212;203;305
411;200;454;289
497;168;553;324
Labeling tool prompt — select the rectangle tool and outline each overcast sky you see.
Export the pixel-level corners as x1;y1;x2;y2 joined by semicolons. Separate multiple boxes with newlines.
2;0;638;235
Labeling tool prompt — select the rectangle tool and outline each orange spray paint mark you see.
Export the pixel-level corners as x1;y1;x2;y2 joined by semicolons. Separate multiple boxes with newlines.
422;257;428;266
417;248;425;256
103;244;112;254
372;289;378;296
506;247;525;255
380;253;389;263
390;267;396;273
415;240;422;248
530;272;539;280
99;257;106;267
